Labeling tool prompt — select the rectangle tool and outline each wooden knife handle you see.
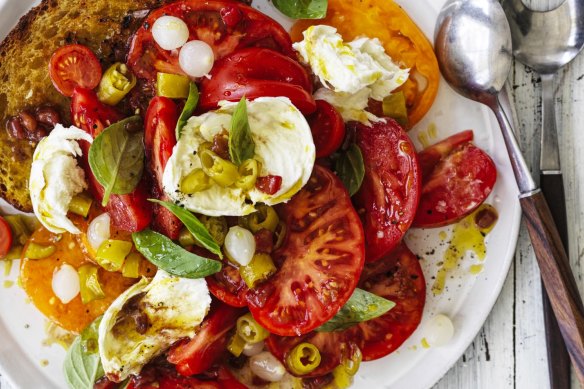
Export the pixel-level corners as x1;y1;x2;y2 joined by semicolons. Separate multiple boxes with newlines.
520;190;584;385
541;173;571;389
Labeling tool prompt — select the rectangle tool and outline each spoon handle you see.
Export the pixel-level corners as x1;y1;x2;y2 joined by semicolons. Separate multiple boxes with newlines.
520;191;584;386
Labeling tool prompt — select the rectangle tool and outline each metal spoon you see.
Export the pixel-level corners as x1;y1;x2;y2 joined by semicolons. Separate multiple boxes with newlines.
502;1;584;387
435;0;584;384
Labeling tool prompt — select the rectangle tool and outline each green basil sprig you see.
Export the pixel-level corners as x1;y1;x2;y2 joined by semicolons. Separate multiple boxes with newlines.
63;316;103;389
335;143;365;196
88;116;144;206
176;82;199;139
316;288;395;332
149;199;223;258
132;229;221;278
272;0;327;19
229;97;255;165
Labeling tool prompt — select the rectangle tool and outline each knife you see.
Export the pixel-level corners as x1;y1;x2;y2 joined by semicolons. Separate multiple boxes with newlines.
540;74;571;389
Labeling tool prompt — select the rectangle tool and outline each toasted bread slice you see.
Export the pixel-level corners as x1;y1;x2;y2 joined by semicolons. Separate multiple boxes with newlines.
0;0;172;212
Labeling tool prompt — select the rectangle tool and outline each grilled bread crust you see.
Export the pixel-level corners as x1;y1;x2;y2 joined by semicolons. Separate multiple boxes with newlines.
0;0;172;212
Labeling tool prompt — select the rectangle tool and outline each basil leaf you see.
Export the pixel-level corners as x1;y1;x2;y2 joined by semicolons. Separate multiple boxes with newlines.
272;0;327;19
148;199;223;258
132;229;221;278
335;143;365;196
316;288;395;332
228;97;255;165
88;116;144;206
176;82;199;139
63;316;103;389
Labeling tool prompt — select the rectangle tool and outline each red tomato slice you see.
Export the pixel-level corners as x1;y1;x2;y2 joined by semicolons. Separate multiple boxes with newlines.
0;217;12;258
255;174;283;195
353;119;421;262
348;242;426;360
207;265;249;308
417;130;474;179
144;97;182;239
167;302;245;376
127;0;294;80
266;331;357;378
246;165;365;336
413;142;497;228
306;100;345;158
200;47;316;114
71;87;152;232
49;44;102;97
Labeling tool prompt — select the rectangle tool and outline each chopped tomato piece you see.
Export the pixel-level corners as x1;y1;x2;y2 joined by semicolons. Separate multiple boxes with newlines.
0;217;12;258
207;265;249;308
255;175;283;195
49;44;102;97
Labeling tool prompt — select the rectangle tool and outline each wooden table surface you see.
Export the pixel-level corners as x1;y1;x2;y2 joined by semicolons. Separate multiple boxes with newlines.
2;0;583;388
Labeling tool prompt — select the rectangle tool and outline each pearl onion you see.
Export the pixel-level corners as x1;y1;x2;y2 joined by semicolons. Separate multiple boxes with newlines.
152;16;190;50
87;213;111;251
179;40;215;78
249;351;286;382
52;264;80;304
425;314;455;347
224;226;256;266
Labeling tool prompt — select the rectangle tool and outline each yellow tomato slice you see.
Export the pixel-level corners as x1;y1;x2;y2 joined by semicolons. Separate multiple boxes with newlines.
291;0;440;127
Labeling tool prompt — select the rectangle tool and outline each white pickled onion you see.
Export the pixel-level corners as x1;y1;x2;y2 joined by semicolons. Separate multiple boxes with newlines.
179;40;215;78
87;213;111;251
152;16;189;51
52;264;80;304
224;226;256;266
249;351;286;382
243;340;265;357
425;314;455;347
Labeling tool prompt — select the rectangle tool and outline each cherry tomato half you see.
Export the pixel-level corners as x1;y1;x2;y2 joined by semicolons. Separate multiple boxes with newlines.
291;0;440;127
353;119;421;262
167;302;245;376
71;87;152;232
413;141;497;228
127;0;294;80
144;97;182;239
348;242;426;360
0;217;13;258
200;48;316;115
307;100;345;158
246;165;365;336
49;44;102;97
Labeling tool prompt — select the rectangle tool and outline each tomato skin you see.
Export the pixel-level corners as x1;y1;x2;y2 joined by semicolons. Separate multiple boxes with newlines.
71;87;152;232
417;130;474;180
49;44;102;97
413;142;497;228
144;97;182;239
353;119;421;262
167;302;245;376
0;217;12;258
246;165;365;336
207;265;249;308
307;100;345;158
127;0;294;80
200;48;316;115
349;242;426;360
255;175;283;195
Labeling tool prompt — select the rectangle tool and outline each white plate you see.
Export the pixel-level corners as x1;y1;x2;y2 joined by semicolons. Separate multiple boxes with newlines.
0;0;522;388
